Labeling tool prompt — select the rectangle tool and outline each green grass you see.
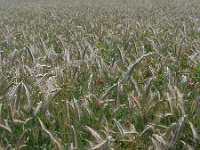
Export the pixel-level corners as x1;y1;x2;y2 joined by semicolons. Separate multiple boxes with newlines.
0;0;200;149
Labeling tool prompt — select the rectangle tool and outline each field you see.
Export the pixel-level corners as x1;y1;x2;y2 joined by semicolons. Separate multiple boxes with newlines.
0;0;200;149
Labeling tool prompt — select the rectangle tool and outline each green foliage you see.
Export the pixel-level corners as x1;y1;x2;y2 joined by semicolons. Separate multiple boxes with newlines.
0;0;200;149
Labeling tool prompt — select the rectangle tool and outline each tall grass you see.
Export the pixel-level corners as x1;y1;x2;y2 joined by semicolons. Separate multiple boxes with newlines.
0;0;200;149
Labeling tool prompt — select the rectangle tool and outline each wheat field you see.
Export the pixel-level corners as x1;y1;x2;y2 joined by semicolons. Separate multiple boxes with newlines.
0;0;200;149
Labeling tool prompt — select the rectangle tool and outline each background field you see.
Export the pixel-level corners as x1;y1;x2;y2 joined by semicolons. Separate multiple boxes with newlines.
0;0;200;149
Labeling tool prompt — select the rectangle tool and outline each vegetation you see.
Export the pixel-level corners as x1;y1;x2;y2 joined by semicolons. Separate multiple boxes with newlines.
0;0;200;149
